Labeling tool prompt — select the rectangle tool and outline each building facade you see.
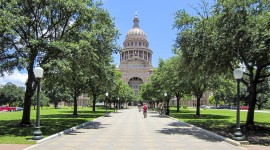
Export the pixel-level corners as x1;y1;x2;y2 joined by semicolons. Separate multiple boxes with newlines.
117;15;154;95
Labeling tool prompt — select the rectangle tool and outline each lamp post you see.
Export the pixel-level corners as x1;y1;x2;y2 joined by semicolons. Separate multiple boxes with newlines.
117;97;120;110
32;66;44;140
164;93;169;115
233;68;245;141
105;92;109;117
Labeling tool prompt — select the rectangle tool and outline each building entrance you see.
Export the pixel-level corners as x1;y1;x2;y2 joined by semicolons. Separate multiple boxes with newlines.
128;77;143;96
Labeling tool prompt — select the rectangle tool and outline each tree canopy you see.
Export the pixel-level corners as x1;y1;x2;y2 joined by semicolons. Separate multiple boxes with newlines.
0;0;119;125
174;0;270;125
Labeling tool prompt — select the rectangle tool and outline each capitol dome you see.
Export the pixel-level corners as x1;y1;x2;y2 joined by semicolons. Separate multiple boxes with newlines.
123;15;149;48
126;15;147;40
118;14;154;97
126;28;147;39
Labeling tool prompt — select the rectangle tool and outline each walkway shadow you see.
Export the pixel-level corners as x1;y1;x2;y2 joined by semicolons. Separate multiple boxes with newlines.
150;114;168;118
64;122;109;135
65;130;85;135
81;121;103;129
157;121;224;142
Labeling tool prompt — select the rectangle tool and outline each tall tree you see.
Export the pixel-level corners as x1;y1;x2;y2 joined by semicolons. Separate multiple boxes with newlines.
174;3;213;116
88;65;116;112
0;0;118;125
174;0;270;126
160;54;191;112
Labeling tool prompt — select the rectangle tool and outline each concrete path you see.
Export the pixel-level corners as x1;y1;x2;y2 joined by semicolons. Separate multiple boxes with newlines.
25;108;247;150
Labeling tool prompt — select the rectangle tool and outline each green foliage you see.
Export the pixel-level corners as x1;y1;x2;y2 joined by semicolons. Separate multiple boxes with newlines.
208;95;215;106
256;79;270;110
211;75;237;106
174;0;270;125
31;91;51;108
0;0;119;123
43;82;72;109
0;83;24;106
105;70;135;109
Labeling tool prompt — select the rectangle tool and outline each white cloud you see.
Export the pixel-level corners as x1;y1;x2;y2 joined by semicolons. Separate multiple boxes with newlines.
0;70;28;87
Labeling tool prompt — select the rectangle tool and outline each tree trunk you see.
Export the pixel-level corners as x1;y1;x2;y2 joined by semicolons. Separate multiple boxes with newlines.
20;70;35;126
73;93;78;116
176;97;180;112
196;96;201;116
92;94;97;112
54;102;57;109
175;92;180;112
246;82;257;126
257;104;262;110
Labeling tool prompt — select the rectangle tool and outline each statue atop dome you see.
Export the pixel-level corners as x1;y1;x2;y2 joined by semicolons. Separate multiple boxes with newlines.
133;13;139;28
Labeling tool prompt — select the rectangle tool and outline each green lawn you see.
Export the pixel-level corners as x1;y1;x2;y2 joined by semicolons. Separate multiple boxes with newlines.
170;107;270;127
170;107;270;145
0;107;111;144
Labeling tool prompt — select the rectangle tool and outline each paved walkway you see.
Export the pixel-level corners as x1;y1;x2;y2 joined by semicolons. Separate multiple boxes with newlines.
22;107;249;150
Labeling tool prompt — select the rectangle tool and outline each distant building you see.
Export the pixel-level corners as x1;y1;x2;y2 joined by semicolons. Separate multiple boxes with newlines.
117;14;154;96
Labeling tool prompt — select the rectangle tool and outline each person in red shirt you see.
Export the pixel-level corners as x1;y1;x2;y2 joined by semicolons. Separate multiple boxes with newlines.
143;103;148;118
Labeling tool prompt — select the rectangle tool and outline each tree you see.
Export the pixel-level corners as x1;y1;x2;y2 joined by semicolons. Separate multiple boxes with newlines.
174;3;213;116
119;83;135;108
88;65;116;112
139;62;167;106
174;0;270;126
32;91;50;110
160;54;191;112
43;81;72;109
139;81;156;103
0;1;118;124
213;1;270;126
211;75;237;106
0;82;24;106
256;79;270;110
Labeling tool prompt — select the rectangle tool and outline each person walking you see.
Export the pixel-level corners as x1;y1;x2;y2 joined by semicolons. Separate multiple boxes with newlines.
143;103;148;118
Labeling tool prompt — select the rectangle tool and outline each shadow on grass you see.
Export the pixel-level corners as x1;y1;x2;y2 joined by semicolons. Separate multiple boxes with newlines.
41;113;103;119
0;120;35;137
0;110;107;140
157;121;224;142
168;110;270;145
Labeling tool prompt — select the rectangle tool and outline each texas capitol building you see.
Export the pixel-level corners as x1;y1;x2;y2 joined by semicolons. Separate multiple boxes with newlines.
117;15;154;96
117;14;210;108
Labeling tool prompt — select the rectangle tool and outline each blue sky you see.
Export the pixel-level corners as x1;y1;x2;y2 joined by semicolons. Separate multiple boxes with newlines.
0;0;213;87
102;0;213;67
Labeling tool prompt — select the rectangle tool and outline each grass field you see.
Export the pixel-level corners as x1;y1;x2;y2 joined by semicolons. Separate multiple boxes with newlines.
170;107;270;127
170;107;270;145
0;107;111;144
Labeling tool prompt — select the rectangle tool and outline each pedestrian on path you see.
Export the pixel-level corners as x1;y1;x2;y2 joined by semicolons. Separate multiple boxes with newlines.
143;103;148;118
